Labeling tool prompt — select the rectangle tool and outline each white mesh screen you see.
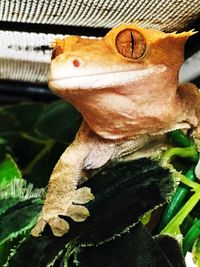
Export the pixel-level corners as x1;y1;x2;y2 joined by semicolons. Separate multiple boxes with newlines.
0;0;199;84
0;0;200;31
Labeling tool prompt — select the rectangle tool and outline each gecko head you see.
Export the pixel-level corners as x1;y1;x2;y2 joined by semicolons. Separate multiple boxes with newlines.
48;24;195;96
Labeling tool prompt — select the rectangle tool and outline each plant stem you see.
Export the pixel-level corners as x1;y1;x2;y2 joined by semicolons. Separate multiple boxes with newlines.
161;182;200;238
20;131;55;175
161;146;198;167
169;130;193;147
20;132;51;145
23;140;55;175
159;166;196;231
183;219;200;255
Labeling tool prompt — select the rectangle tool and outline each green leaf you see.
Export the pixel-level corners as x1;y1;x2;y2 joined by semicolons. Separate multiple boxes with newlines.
26;142;66;188
0;137;11;162
192;237;200;266
161;178;200;239
0;103;44;133
0;110;20;133
155;235;186;267
0;198;43;246
36;100;82;143
13;135;45;168
0;198;21;216
0;179;44;213
183;219;200;255
0;103;51;175
7;158;175;267
0;155;22;187
72;224;186;267
77;158;175;245
159;165;196;231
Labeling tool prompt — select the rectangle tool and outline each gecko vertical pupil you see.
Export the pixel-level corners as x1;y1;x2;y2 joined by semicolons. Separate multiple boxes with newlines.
115;29;146;59
130;32;135;55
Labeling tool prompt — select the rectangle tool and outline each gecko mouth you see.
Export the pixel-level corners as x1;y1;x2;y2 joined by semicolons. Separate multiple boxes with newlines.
48;65;166;90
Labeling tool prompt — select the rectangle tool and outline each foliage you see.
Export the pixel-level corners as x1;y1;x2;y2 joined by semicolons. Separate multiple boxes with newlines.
0;101;199;266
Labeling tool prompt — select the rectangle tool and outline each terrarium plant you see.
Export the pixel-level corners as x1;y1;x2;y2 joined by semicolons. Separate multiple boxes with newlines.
0;100;199;266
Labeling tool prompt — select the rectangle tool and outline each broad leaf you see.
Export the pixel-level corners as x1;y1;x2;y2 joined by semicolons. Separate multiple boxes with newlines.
36;100;82;143
0;103;44;133
0;155;22;188
0;179;44;215
7;158;176;267
0;199;43;246
27;142;66;188
72;223;186;267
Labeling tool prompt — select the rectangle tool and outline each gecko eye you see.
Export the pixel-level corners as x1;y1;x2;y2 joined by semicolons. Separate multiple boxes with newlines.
51;45;64;60
115;29;146;59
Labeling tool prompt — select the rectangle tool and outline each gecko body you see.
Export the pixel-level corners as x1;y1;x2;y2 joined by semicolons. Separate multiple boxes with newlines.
31;24;200;237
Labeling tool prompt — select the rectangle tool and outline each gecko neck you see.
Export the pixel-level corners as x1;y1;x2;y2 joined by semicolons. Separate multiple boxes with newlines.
54;69;184;140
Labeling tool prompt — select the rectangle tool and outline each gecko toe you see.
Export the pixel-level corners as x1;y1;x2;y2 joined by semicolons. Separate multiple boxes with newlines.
71;187;95;204
67;204;90;222
48;217;70;236
31;217;47;237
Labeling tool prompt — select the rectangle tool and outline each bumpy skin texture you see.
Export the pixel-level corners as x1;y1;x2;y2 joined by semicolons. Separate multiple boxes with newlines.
31;24;200;237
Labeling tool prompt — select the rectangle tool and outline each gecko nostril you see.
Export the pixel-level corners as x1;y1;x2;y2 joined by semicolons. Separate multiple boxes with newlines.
72;59;80;67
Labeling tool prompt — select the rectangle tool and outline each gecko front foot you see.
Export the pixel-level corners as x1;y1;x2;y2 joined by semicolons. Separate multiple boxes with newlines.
31;187;94;237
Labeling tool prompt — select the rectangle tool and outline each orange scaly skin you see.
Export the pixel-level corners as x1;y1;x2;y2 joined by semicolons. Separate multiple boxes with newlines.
31;24;200;237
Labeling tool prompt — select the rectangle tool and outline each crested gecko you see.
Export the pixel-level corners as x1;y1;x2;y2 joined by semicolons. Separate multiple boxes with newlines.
31;23;200;237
